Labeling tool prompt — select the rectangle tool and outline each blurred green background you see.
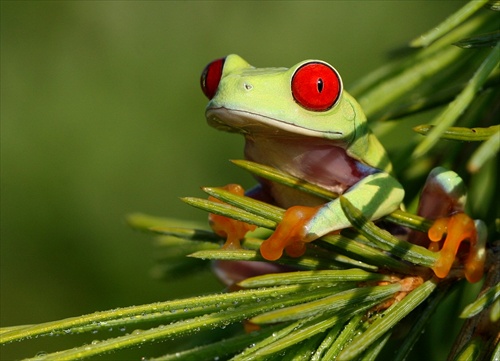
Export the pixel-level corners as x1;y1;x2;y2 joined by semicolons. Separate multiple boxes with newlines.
1;1;466;359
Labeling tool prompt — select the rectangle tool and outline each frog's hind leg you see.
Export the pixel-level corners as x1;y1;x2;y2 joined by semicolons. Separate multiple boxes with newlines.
409;167;486;282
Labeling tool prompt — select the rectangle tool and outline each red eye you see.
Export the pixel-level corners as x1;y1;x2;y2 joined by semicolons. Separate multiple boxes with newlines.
200;57;226;100
291;62;342;111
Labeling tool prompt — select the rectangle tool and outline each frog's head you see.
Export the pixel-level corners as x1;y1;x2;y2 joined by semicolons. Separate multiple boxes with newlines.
200;54;368;147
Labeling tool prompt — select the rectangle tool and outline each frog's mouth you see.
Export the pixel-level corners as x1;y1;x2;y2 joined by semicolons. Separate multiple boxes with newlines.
206;107;344;139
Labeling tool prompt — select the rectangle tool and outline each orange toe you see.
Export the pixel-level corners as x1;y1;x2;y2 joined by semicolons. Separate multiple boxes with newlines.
429;213;484;282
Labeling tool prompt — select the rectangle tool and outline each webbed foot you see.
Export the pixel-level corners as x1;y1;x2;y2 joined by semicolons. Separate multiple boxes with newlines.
208;184;256;250
429;213;486;283
260;205;321;261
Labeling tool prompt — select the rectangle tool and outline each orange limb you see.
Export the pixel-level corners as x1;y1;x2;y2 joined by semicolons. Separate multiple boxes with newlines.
208;184;256;250
428;213;485;283
259;205;321;261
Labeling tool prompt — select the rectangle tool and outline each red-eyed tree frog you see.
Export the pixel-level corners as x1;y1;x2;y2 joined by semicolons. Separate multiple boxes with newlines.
200;54;485;283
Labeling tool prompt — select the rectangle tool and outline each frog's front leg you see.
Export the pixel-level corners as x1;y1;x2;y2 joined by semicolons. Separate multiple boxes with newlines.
260;172;404;260
208;184;257;250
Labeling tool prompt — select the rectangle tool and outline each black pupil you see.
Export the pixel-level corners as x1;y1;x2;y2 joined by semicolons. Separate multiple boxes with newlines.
317;78;324;93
